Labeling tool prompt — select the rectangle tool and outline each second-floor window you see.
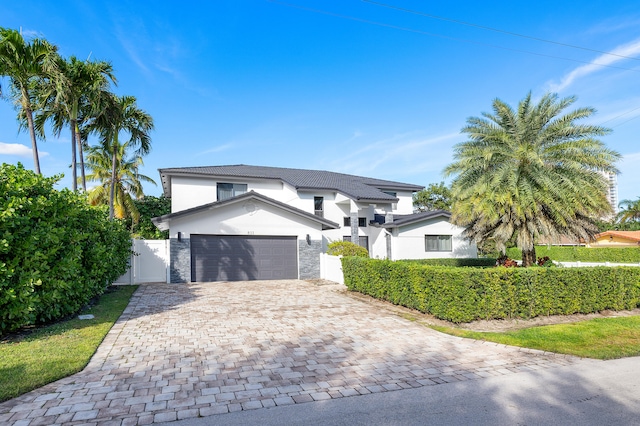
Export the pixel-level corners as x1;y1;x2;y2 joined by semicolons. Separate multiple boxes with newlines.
314;197;324;217
344;217;367;227
217;183;247;201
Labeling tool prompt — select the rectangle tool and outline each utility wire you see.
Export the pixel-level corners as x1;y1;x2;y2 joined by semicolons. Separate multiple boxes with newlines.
599;105;640;124
268;0;640;73
363;0;640;62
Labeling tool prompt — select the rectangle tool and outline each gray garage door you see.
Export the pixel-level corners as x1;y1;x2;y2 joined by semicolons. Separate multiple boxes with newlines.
190;235;298;282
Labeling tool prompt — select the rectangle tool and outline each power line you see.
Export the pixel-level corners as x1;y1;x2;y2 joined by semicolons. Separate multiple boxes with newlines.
599;105;640;124
268;1;640;73
363;0;640;62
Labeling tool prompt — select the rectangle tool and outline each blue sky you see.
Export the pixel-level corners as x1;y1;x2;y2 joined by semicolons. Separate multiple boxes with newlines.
1;0;639;205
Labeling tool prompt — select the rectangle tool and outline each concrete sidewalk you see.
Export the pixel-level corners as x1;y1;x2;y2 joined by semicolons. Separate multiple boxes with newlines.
160;356;640;425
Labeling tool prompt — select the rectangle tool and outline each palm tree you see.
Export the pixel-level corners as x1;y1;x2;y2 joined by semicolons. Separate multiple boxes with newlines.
0;27;58;174
84;141;156;223
617;198;640;224
444;92;620;266
35;56;116;190
87;94;154;219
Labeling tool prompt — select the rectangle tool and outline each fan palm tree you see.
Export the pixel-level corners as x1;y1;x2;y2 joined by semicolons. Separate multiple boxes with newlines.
617;198;640;224
444;92;620;266
0;27;58;174
84;141;156;223
35;56;116;190
87;94;154;219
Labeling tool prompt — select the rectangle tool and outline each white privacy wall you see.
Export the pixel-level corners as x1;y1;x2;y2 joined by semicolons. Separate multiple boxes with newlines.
391;219;477;260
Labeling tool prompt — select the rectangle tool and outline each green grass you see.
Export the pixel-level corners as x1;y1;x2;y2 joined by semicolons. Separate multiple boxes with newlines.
432;316;640;360
0;285;137;402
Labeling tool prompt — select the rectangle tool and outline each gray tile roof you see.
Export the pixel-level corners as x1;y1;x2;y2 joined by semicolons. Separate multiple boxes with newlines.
382;210;451;228
159;164;424;201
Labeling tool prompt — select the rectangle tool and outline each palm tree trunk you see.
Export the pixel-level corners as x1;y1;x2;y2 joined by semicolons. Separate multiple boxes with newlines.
109;140;117;220
521;247;537;267
70;121;77;191
24;106;41;175
76;127;87;191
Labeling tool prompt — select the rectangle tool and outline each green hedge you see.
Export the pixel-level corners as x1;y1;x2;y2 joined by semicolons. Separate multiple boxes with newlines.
0;164;131;335
506;246;640;263
402;258;497;267
341;257;640;323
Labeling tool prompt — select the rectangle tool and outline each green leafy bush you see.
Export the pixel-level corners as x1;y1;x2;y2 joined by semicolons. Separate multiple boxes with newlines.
0;164;131;334
341;257;640;323
403;258;497;267
327;240;369;257
506;246;640;263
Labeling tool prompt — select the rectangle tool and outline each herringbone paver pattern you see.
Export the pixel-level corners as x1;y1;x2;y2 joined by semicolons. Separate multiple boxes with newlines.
0;281;580;425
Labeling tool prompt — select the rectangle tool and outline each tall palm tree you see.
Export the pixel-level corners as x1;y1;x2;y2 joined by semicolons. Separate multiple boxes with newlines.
84;141;156;223
35;56;116;190
87;94;154;219
0;27;58;174
617;198;640;224
444;92;620;266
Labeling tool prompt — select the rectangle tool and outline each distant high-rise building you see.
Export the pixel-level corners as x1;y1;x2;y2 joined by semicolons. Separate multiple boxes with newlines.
601;171;618;215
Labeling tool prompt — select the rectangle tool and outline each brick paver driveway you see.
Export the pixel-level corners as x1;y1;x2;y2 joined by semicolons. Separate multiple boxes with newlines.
1;280;578;425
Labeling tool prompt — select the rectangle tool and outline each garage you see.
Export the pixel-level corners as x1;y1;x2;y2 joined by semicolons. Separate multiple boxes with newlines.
190;234;298;282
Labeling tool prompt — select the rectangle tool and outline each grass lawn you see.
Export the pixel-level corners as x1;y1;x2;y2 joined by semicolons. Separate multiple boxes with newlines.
432;316;640;360
0;285;137;402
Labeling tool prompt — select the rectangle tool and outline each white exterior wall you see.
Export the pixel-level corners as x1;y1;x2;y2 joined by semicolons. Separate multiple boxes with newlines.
169;199;324;242
393;191;416;214
171;176;217;212
391;219;477;260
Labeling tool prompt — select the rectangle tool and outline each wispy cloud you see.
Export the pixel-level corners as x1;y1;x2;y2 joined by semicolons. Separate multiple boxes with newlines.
0;142;48;157
548;38;640;92
199;143;234;155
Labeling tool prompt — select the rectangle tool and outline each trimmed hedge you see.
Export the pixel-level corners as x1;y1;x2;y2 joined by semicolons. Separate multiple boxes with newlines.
506;246;640;263
327;241;369;257
402;258;497;267
0;164;131;334
341;257;640;323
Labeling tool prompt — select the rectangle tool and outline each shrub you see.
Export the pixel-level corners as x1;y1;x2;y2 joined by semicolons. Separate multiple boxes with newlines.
341;257;640;323
0;164;131;334
506;246;640;263
327;240;368;257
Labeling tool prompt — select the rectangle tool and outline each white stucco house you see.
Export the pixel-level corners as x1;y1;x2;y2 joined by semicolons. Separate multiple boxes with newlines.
152;164;477;283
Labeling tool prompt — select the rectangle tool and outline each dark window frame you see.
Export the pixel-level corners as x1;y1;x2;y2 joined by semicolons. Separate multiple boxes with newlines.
217;182;248;201
425;235;452;252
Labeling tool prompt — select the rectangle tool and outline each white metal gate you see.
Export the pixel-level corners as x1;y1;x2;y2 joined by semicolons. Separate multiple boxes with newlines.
115;239;169;284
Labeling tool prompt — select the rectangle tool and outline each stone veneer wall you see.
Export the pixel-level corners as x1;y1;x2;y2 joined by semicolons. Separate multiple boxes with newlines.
299;239;322;279
169;238;191;283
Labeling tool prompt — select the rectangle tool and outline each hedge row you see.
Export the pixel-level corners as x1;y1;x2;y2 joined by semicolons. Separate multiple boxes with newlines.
402;258;497;267
0;164;132;335
341;257;640;323
506;246;640;263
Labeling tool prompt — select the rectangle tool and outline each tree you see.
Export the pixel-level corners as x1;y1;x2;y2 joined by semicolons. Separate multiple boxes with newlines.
35;55;116;190
84;140;156;223
617;198;640;224
413;182;452;211
0;27;58;174
444;92;620;266
127;195;171;239
87;94;154;219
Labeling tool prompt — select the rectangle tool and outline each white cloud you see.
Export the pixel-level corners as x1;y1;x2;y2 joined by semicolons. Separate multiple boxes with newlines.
199;143;234;155
548;38;640;92
0;142;34;157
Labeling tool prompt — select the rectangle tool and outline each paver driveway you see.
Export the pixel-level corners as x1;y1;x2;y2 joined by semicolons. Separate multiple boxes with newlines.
1;280;579;425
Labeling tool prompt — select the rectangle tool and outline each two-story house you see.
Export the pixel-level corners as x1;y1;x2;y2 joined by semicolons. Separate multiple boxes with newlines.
152;164;477;283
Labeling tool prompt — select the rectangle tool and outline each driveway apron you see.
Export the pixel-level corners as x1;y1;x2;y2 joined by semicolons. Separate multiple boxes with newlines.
0;281;580;425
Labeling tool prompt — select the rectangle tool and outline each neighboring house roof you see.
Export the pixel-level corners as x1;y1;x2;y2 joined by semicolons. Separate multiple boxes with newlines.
382;210;451;228
159;164;424;202
151;190;340;231
594;231;640;243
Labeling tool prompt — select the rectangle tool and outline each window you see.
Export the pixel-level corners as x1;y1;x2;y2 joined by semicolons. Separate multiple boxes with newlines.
217;183;247;201
425;235;452;252
344;217;368;227
314;197;324;217
383;191;397;197
344;236;369;251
